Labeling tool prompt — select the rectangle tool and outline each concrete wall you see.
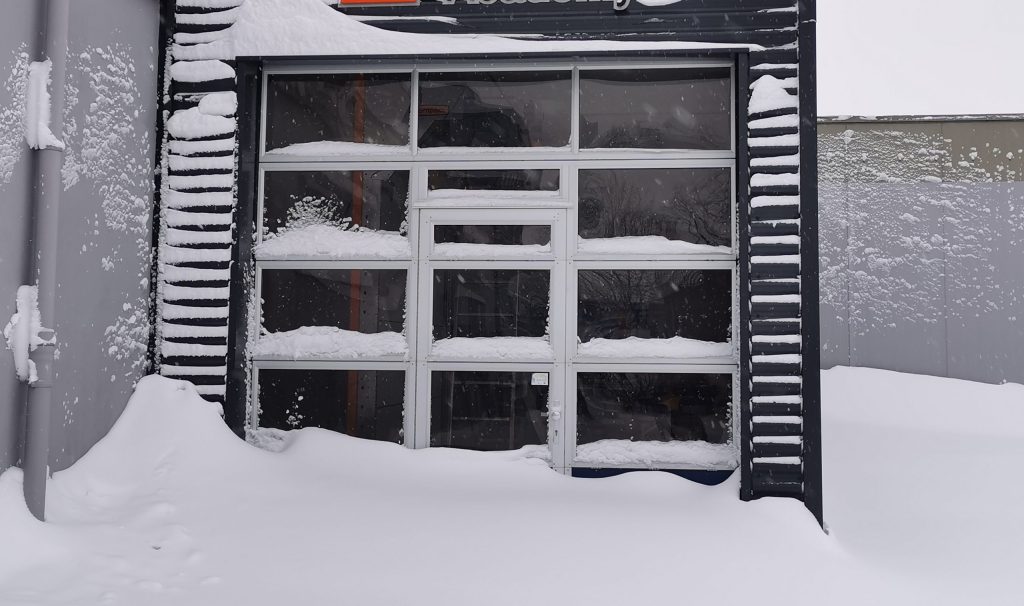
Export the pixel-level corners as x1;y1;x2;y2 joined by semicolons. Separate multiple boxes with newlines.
0;0;160;474
819;119;1024;385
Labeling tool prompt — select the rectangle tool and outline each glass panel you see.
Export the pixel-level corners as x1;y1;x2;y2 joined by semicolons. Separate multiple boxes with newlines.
428;169;560;192
263;170;409;235
265;73;411;151
580;68;731;150
578;270;731;343
431;371;548;450
258;369;404;442
418;71;571;148
578;168;731;248
577;373;731;444
433;269;549;340
434;225;551;247
261;269;406;334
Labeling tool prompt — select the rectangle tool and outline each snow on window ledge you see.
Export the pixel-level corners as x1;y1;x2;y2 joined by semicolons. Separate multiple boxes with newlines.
575;439;738;468
577;336;733;360
251;327;408;360
432;242;552;259
430;337;553;361
577;236;731;257
255;225;412;260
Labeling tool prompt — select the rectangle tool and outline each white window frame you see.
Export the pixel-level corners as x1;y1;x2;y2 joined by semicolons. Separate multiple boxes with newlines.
252;57;741;472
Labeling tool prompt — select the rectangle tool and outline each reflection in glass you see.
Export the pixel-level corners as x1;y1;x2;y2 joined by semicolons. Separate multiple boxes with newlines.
431;371;548;450
263;170;409;235
579;168;731;247
258;369;404;442
578;270;731;342
428;169;560;191
434;225;551;247
261;269;406;334
577;373;731;444
580;68;731;150
418;71;571;148
434;270;549;340
265;73;411;150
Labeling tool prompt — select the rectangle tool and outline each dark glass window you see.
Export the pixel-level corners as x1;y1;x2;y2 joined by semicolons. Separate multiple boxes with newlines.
418;71;571;148
580;68;731;150
578;270;731;343
577;373;731;444
428;169;560;192
258;369;404;442
263;170;409;235
578;168;731;247
265;73;411;151
431;371;548;450
433;270;549;340
261;269;406;334
434;225;551;247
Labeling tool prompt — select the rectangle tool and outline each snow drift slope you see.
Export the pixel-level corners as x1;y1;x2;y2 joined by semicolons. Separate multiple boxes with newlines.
0;369;1021;605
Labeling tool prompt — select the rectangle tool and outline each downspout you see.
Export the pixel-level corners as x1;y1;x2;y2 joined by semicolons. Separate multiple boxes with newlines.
22;0;71;521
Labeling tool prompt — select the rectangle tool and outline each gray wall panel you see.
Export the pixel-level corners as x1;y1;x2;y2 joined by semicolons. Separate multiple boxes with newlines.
0;0;36;471
819;120;1024;385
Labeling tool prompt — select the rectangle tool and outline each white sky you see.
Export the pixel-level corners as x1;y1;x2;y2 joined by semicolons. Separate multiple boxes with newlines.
817;0;1024;116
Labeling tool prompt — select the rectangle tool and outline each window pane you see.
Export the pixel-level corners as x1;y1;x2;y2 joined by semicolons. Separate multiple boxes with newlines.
577;373;731;444
428;169;560;192
434;225;551;247
433;270;549;340
431;371;548;450
258;369;404;443
580;68;731;150
579;168;731;248
265;73;411;151
263;170;409;235
418;71;571;148
578;270;731;343
262;269;406;334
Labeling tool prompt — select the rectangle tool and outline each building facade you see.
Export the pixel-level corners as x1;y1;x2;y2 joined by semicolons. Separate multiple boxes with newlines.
156;0;822;521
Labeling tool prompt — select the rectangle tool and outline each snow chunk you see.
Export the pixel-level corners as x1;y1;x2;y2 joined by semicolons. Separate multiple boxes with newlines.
166;107;234;140
431;337;552;360
198;92;237;116
578;236;730;256
24;60;64;150
169;60;235;83
575;439;738;467
3;285;53;384
252;327;408;360
749;75;798;115
578;336;732;359
255;225;411;260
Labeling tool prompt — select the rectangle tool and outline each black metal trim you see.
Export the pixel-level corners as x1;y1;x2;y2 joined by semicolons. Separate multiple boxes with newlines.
797;0;824;528
224;59;262;436
735;52;753;502
147;0;175;375
237;48;749;66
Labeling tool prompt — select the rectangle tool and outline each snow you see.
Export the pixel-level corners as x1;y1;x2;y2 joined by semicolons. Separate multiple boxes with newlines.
818;0;1024;116
577;236;730;256
577;336;732;359
748;74;797;115
0;368;1022;604
24;60;64;151
254;225;411;260
168;60;235;83
265;141;410;156
3;286;51;384
430;337;552;360
432;242;551;258
0;47;29;183
165;107;234;140
252;327;408;360
575;439;737;467
196;92;236;117
229;0;758;57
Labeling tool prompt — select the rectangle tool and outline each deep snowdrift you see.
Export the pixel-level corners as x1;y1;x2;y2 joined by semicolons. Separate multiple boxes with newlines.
0;368;1021;605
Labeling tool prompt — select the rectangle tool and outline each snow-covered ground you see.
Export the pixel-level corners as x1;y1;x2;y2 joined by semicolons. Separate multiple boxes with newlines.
0;367;1021;605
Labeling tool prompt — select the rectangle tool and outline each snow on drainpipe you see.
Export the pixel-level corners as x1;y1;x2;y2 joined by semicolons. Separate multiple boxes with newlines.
22;0;71;521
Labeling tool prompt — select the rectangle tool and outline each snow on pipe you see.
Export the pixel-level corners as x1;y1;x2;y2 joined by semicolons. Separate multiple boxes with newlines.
24;60;65;150
3;286;54;384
